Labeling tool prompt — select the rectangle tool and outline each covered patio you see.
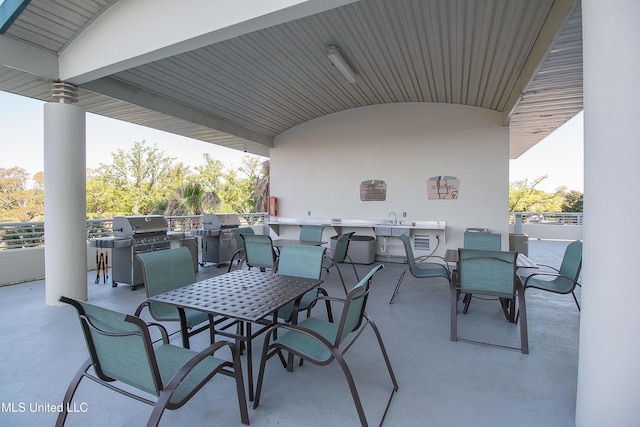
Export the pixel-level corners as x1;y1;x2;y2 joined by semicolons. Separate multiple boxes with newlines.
0;240;579;426
1;1;639;424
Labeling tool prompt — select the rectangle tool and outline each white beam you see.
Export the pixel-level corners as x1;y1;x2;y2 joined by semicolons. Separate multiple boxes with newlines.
0;34;57;78
501;0;577;125
60;0;358;84
83;77;273;147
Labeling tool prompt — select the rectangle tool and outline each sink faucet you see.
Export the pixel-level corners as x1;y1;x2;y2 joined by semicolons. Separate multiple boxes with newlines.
388;211;397;225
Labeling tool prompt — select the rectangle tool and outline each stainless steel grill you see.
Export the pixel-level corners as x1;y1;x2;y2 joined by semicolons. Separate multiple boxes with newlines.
191;214;240;267
112;216;172;289
90;216;174;289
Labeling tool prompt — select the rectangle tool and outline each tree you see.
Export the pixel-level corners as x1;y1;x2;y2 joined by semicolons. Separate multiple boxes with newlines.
164;182;221;216
509;175;563;212
562;190;583;212
254;160;270;213
218;156;264;213
86;141;191;217
0;167;44;222
195;154;224;194
200;155;266;213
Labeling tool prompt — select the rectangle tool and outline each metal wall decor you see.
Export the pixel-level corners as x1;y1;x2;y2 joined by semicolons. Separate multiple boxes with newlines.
360;180;387;201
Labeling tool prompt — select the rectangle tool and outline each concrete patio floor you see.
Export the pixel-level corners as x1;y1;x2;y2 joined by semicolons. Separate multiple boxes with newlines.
0;239;579;427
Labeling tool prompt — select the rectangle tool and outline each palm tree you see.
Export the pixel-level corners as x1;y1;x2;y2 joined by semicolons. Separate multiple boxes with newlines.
254;160;270;213
164;182;221;216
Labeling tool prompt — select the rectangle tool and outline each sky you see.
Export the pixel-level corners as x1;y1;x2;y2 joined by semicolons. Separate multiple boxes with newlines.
0;91;583;193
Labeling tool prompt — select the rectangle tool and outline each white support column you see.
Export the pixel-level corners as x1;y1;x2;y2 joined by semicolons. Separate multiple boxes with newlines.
44;83;87;306
577;1;640;425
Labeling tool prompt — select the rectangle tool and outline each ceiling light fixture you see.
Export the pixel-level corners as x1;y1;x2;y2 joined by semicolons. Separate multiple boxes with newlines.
326;45;357;84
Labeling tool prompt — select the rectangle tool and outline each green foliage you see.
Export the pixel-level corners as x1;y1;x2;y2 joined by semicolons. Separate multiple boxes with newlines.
164;182;221;216
562;190;583;212
0;167;44;222
85;141;193;218
509;175;583;213
2;142;267;221
194;154;265;213
85;142;266;218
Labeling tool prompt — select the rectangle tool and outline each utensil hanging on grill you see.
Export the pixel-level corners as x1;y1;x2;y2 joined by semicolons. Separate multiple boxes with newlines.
95;250;100;284
95;250;107;284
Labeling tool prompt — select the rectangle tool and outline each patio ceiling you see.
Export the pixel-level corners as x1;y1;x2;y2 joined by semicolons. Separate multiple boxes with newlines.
0;0;583;159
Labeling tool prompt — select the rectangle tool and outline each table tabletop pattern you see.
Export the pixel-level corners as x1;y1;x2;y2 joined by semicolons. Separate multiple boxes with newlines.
148;269;322;322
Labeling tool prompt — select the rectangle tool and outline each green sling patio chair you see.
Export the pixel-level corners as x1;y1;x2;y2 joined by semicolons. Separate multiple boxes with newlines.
463;230;502;250
518;240;582;318
241;233;278;272
389;234;450;304
299;224;324;242
135;247;215;349
228;226;255;272
451;249;528;354
323;231;360;294
275;243;332;323
57;296;249;427
461;231;502;314
253;264;399;427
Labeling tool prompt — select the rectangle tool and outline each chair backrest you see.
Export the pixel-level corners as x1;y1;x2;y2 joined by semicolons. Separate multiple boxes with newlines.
242;234;276;269
60;296;162;397
331;232;355;263
398;234;416;264
299;225;324;242
137;247;196;320
276;244;325;279
458;249;517;297
559;240;582;282
464;231;502;250
233;227;255;256
334;264;384;346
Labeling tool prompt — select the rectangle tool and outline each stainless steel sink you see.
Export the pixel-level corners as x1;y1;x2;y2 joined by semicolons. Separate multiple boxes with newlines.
391;227;410;236
374;226;392;236
374;225;410;237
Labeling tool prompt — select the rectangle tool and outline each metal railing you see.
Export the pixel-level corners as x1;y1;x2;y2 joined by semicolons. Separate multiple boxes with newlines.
0;212;581;250
508;212;583;225
0;213;268;250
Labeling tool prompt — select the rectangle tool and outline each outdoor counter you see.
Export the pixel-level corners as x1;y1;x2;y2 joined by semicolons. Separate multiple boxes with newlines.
268;218;447;262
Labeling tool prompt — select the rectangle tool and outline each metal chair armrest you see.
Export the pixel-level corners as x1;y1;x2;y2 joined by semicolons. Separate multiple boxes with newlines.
147;322;170;344
134;300;149;317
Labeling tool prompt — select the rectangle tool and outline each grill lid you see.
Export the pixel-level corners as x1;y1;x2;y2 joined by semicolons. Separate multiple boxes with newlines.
202;213;240;229
113;216;169;237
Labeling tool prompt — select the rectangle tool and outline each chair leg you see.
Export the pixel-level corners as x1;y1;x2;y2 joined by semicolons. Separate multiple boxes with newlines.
346;255;360;282
366;315;399;391
572;291;581;311
389;271;407;304
333;351;369;426
229;342;250;425
227;252;238;272
253;329;278;409
365;315;399;425
56;359;91;427
450;283;459;342
517;284;529;354
317;287;334;323
462;293;472;314
333;263;348;294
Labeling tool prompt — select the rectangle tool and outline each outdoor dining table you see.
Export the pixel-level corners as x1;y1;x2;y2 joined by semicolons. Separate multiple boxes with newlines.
444;248;538;268
146;269;323;401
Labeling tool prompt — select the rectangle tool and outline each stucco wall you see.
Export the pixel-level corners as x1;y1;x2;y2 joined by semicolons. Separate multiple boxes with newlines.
270;102;509;251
